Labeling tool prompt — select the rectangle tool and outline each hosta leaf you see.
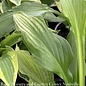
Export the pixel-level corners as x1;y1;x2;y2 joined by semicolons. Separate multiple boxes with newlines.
43;12;64;22
60;0;85;36
0;50;18;86
13;2;53;16
1;0;11;12
0;11;15;38
10;0;21;6
0;54;14;86
40;0;54;5
13;12;73;84
7;51;18;84
0;1;54;38
16;49;55;85
0;33;21;47
67;31;77;82
18;72;29;82
60;1;85;85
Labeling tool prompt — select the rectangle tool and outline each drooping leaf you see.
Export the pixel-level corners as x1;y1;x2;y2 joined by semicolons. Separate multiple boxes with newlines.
16;49;55;85
13;12;73;84
10;0;21;6
13;2;53;16
43;12;64;22
0;33;21;47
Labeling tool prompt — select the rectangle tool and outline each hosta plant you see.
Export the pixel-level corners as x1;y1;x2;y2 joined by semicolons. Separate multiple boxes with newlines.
0;0;86;86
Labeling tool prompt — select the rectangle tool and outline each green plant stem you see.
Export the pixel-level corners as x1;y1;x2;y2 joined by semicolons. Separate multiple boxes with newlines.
76;33;85;86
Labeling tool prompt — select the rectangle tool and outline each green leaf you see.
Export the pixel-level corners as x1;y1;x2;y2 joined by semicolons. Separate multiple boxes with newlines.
67;30;77;82
1;0;11;12
10;0;21;6
13;12;73;84
0;11;15;38
18;72;29;82
0;2;55;38
85;63;86;77
43;12;64;22
40;0;54;5
60;1;86;85
0;33;21;47
0;50;18;86
13;2;53;16
1;0;15;12
0;54;14;86
60;0;85;37
7;51;18;84
22;0;41;3
85;37;86;60
16;49;55;85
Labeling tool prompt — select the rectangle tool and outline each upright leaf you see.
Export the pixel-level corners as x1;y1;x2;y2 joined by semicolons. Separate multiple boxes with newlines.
13;12;73;84
60;0;85;36
59;0;86;85
85;63;86;77
16;49;55;85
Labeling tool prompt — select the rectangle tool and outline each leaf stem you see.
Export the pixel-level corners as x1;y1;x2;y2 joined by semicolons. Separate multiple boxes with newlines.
76;33;85;86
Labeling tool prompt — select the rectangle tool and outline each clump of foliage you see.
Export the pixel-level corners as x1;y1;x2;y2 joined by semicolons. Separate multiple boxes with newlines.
0;0;86;86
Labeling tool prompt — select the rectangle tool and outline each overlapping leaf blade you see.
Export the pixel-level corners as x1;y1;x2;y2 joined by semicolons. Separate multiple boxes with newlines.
16;49;55;85
7;51;18;84
0;1;55;38
13;12;73;83
67;31;77;82
0;11;15;38
13;2;53;16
